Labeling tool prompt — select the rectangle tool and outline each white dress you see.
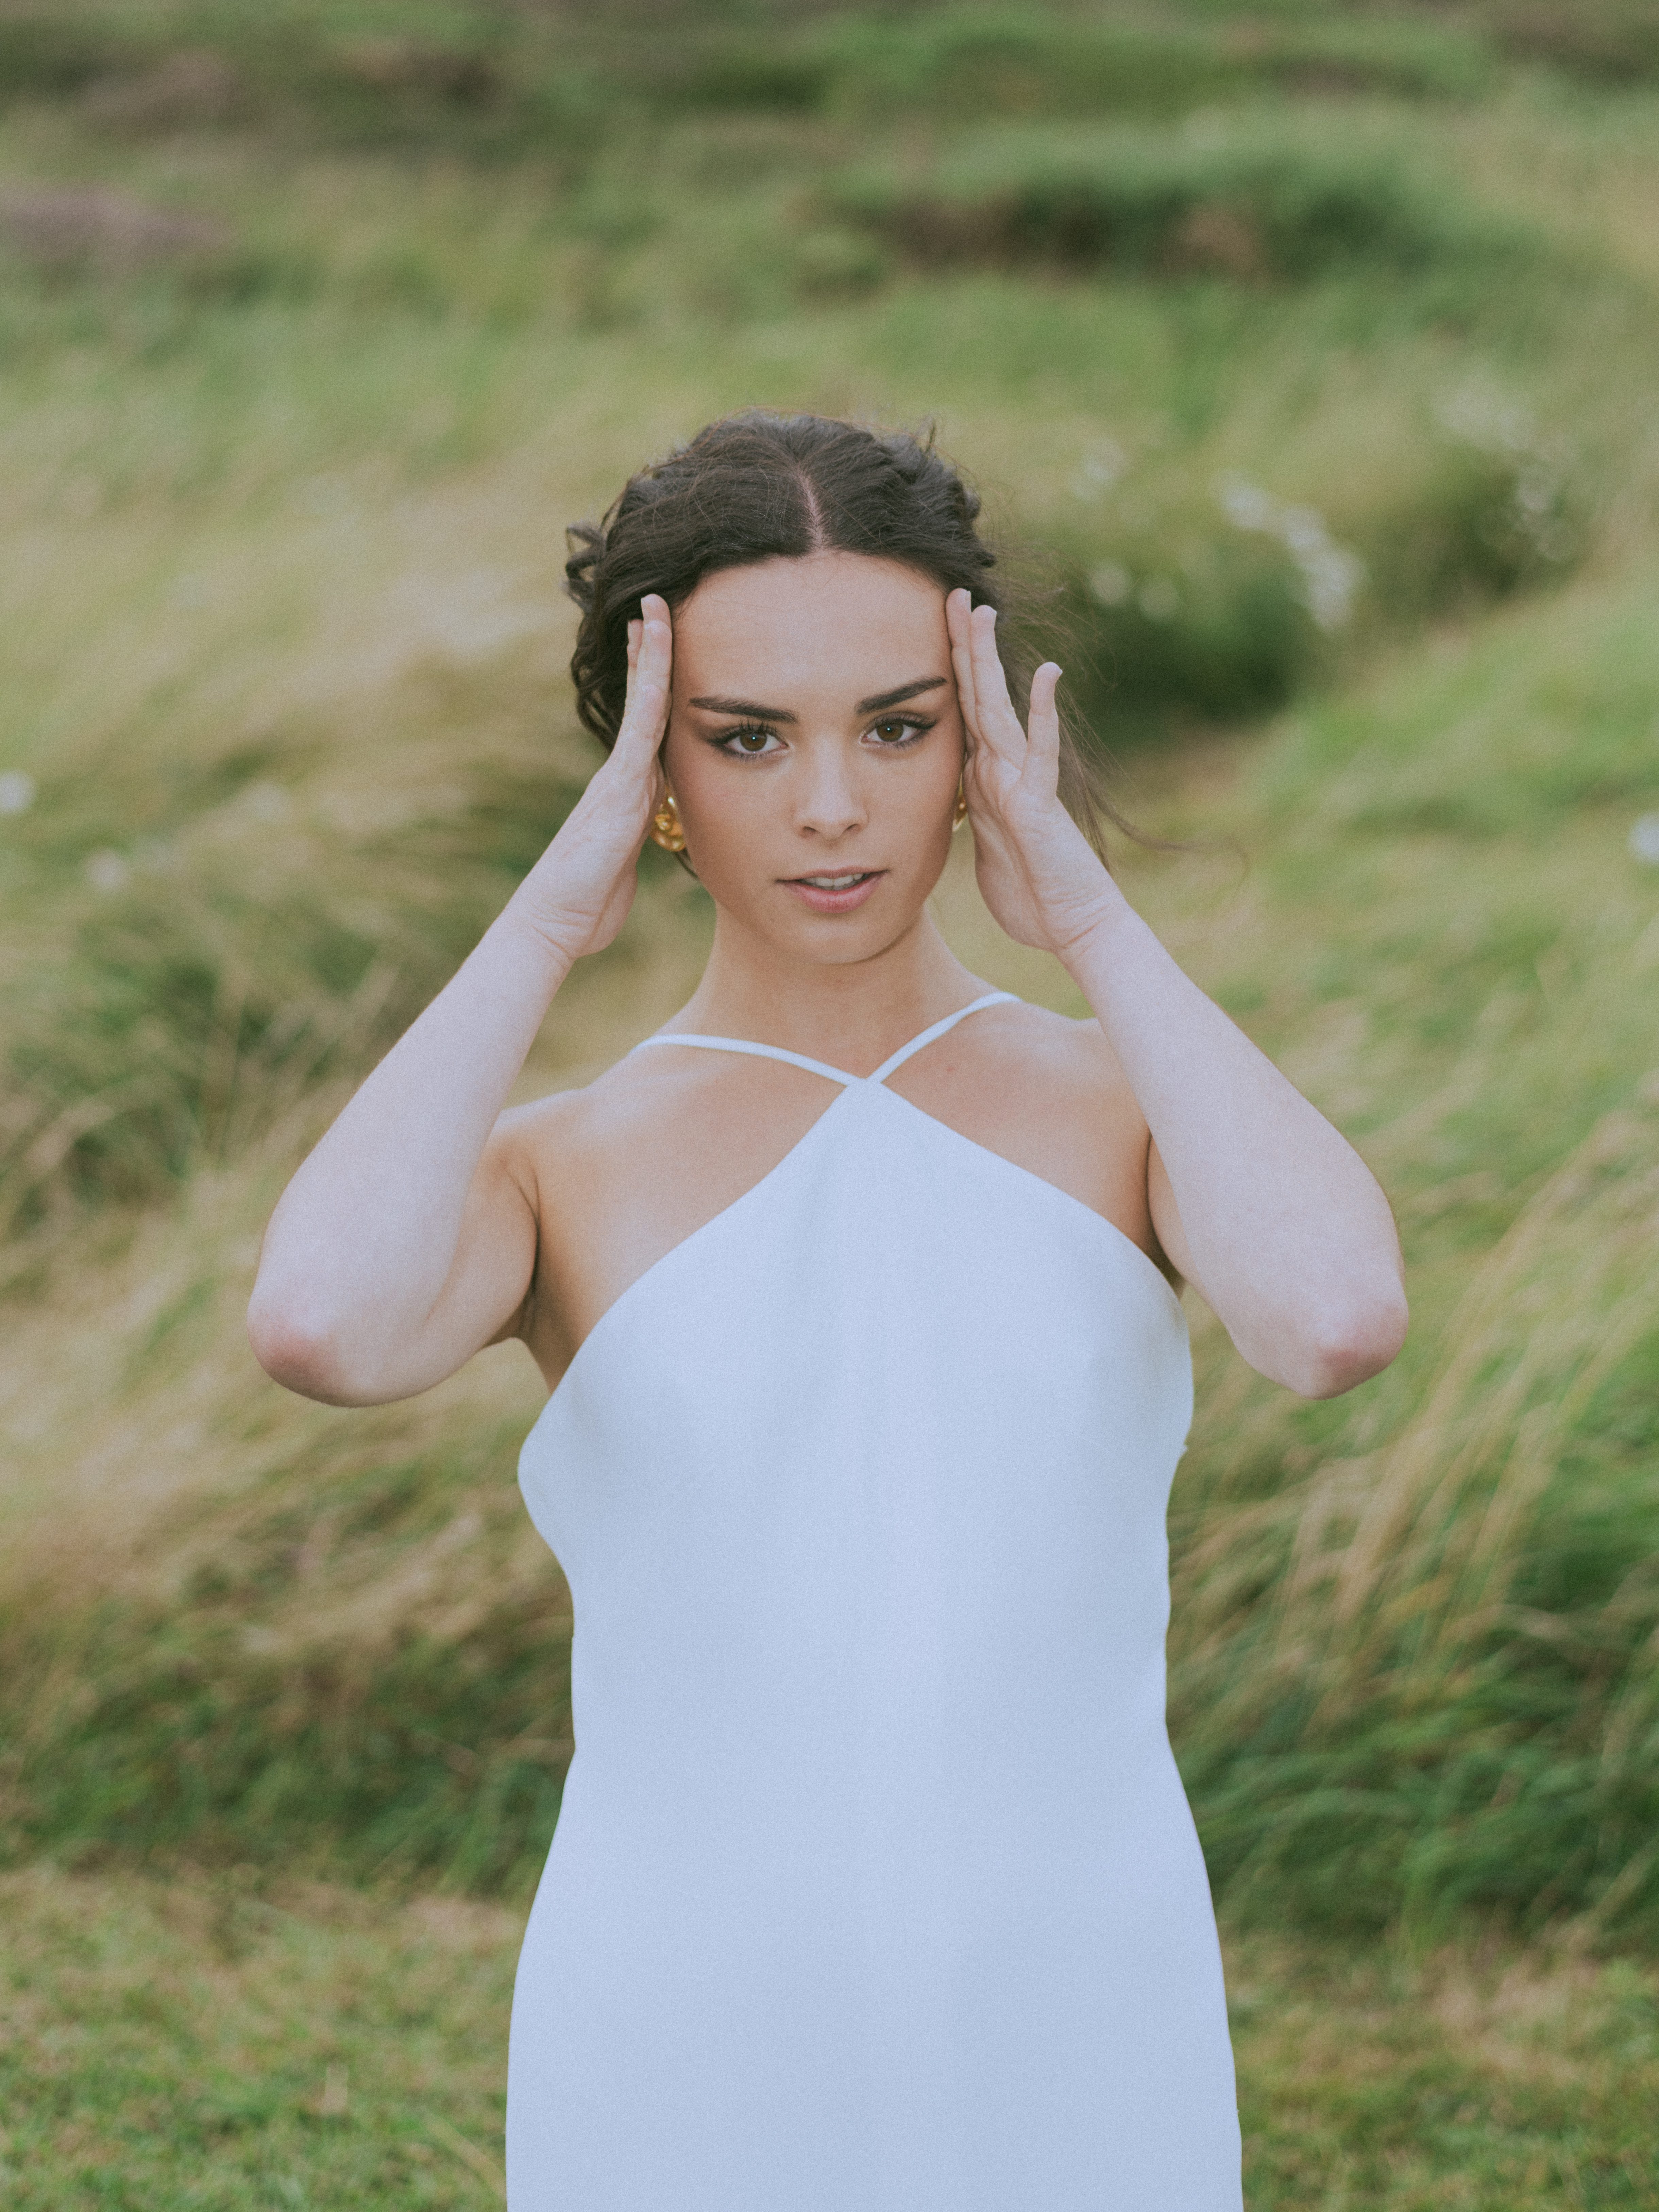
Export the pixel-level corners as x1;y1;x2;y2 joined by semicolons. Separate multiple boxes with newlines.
508;993;1242;2210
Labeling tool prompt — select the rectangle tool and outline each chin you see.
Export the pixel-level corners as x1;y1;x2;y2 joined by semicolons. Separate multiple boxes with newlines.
754;902;923;966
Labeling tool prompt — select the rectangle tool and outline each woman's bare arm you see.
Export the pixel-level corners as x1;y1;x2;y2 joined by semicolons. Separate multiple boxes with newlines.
1069;908;1405;1398
247;600;674;1406
948;591;1406;1400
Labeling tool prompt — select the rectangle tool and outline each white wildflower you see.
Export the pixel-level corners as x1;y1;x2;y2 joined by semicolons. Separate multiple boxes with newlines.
1435;384;1533;456
1071;439;1128;501
85;849;129;892
1216;477;1276;533
243;781;292;824
1215;473;1365;631
1089;562;1133;607
1435;385;1573;565
0;770;35;815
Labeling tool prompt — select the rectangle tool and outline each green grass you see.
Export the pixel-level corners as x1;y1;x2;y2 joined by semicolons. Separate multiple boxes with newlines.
1;1867;518;2208
4;1865;1657;2209
0;73;1641;1216
2;1;1659;2193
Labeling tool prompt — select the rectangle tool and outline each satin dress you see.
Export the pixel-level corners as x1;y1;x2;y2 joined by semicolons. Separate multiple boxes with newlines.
508;992;1242;2209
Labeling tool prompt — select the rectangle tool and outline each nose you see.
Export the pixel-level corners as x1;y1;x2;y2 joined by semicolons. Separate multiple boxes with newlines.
793;744;867;841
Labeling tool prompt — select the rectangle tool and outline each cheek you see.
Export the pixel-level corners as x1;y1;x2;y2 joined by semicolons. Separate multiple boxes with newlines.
935;717;969;784
904;726;967;817
663;732;724;821
659;724;696;791
662;739;771;882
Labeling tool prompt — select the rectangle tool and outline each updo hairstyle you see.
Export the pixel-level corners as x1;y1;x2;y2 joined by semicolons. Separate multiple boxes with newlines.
564;410;1120;857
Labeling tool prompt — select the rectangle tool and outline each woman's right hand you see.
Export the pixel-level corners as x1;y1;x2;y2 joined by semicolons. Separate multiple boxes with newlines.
508;593;674;963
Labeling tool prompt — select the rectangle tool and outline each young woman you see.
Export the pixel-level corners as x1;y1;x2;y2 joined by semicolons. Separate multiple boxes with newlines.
249;412;1406;2210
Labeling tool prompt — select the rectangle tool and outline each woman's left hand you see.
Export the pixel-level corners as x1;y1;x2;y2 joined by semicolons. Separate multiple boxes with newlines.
946;589;1117;956
947;592;1407;1402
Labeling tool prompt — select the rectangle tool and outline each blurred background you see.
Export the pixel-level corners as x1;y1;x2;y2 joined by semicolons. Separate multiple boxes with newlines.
1;1;1657;2203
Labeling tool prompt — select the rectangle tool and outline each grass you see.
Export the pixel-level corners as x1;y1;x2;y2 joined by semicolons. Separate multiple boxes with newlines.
2;0;1659;2196
1136;575;1659;1936
1;1865;518;2209
4;1864;1656;2209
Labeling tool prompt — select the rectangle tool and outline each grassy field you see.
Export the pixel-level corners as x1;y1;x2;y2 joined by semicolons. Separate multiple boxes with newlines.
4;1865;1657;2210
3;1;1659;2199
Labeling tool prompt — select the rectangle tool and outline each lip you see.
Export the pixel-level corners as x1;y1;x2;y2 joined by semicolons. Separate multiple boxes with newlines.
780;868;886;915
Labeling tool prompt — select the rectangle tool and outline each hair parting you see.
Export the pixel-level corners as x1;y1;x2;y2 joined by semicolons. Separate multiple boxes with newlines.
565;409;1150;863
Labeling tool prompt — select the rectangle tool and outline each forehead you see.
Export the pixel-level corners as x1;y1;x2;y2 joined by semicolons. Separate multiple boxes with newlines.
672;554;948;694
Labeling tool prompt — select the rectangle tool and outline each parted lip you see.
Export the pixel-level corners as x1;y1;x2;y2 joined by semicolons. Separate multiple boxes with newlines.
781;867;884;884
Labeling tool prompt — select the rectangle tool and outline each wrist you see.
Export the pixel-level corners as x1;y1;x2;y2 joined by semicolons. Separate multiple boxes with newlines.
487;901;581;997
1050;877;1136;974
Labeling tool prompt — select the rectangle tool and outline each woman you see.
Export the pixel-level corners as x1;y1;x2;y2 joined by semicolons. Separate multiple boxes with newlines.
249;412;1407;2209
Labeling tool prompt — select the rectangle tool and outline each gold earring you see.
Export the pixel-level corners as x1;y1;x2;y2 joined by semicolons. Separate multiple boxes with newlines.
648;793;687;853
952;778;969;831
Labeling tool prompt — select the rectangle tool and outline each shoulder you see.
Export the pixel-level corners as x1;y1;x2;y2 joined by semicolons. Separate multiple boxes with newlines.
976;997;1135;1101
491;1042;722;1184
897;994;1151;1244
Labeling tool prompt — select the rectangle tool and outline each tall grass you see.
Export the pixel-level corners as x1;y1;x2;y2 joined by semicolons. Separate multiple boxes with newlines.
1;1;1658;1949
0;635;587;1236
1175;1094;1659;1931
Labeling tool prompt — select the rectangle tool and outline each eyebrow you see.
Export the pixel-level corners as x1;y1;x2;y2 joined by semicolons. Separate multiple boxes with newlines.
858;675;948;714
687;675;948;722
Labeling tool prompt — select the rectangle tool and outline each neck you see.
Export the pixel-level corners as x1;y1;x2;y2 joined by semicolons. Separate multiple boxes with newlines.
676;908;986;1067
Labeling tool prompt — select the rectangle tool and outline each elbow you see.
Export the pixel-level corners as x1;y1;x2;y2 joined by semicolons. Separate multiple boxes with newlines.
1284;1277;1409;1400
246;1284;359;1403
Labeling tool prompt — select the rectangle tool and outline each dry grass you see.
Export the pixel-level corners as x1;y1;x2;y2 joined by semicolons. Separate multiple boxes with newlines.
2;19;1659;2196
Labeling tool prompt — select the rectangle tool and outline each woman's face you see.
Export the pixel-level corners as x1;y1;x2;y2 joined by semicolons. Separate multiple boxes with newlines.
660;552;965;964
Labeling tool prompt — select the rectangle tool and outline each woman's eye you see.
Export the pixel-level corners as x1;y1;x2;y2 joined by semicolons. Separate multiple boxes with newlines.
866;716;931;748
719;727;782;758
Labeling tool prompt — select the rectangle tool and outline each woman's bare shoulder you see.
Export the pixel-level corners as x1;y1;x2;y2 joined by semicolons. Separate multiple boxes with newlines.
493;1035;850;1370
890;995;1150;1242
983;997;1137;1099
491;1043;717;1183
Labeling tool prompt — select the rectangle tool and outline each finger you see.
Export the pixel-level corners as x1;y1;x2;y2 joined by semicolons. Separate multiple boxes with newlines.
621;598;667;702
968;605;1025;764
945;589;983;750
1023;662;1063;799
636;593;672;693
615;596;673;767
638;597;673;742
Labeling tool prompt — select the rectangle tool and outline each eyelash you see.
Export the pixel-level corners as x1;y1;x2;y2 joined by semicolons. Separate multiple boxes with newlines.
868;714;935;749
713;715;936;760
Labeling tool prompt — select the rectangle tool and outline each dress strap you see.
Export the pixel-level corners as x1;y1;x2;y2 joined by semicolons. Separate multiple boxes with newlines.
630;1033;861;1088
631;990;1018;1089
868;991;1017;1085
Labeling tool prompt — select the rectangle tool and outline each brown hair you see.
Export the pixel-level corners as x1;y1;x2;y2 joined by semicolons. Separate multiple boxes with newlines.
564;409;1126;857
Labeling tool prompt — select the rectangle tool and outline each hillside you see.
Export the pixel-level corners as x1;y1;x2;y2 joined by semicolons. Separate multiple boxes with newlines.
2;3;1658;2200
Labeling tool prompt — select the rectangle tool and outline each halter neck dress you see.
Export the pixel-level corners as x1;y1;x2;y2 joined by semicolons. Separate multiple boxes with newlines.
509;993;1242;2210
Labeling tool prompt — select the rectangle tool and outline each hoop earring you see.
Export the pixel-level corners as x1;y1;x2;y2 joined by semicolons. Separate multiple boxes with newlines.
952;779;969;831
648;793;688;853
